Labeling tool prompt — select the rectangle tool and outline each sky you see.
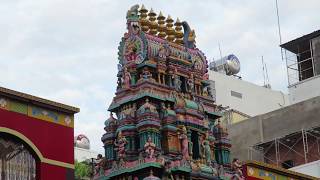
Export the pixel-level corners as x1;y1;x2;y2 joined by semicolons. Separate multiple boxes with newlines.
1;0;319;153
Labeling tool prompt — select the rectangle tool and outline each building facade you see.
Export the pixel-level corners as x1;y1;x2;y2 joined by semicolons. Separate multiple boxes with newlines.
0;87;79;180
227;30;320;178
229;95;320;178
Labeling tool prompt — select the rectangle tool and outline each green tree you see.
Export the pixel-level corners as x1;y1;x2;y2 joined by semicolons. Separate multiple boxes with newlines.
75;161;91;180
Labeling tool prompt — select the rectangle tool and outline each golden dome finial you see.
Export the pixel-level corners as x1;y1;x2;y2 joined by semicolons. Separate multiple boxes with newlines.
139;4;149;32
140;4;147;12
157;11;166;39
176;17;181;23
174;18;183;44
158;11;164;18
166;15;173;22
148;8;156;16
165;15;175;42
148;8;158;35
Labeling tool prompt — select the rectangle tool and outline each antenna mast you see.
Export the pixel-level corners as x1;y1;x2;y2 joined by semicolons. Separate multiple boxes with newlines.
262;56;266;86
218;42;223;60
276;0;284;61
265;62;270;86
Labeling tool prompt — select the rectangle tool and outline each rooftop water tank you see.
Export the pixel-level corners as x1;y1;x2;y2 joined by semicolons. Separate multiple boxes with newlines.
209;54;240;75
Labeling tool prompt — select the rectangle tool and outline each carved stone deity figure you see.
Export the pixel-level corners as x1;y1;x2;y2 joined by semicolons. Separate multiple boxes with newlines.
202;86;209;96
144;136;156;159
158;44;170;59
231;158;243;178
140;67;152;80
122;67;131;89
187;73;195;93
130;103;136;118
94;154;105;175
207;85;213;97
203;85;213;97
114;131;127;159
117;77;122;90
202;136;211;165
160;102;167;119
209;136;215;161
173;68;182;92
174;75;181;91
124;42;139;62
178;126;190;160
187;131;193;158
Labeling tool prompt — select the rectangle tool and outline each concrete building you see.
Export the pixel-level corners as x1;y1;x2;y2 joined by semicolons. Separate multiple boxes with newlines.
209;65;289;118
228;95;320;177
226;30;320;178
281;30;320;104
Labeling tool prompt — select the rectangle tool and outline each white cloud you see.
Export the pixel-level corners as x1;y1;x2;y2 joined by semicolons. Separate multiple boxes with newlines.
1;0;319;152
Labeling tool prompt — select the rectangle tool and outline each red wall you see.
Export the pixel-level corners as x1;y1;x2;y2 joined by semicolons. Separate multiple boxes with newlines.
0;108;74;179
40;163;69;180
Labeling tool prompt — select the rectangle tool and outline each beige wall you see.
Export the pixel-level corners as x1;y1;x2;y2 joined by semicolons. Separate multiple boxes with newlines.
209;70;289;117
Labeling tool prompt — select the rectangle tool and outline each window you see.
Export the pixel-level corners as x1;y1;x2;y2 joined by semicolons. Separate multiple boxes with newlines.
180;76;187;93
191;130;200;159
231;90;242;99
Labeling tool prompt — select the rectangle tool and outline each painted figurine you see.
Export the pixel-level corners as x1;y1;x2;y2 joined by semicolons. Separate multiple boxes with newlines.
114;131;127;159
124;41;138;62
94;154;105;175
203;85;213;97
158;44;170;59
202;137;211;165
173;68;182;92
231;158;243;178
178;126;189;160
144;136;156;159
141;67;152;80
122;67;131;89
187;73;195;93
188;132;193;158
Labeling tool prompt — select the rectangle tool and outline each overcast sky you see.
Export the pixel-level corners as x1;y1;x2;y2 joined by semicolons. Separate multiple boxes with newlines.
1;0;319;153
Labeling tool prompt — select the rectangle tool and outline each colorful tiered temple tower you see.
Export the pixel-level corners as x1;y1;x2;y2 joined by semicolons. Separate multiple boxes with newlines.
98;5;233;180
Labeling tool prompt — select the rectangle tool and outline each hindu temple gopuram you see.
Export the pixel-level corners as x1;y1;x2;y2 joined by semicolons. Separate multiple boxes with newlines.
96;4;234;180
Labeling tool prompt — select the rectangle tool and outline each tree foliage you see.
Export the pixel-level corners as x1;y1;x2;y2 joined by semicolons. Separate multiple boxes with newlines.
75;161;91;180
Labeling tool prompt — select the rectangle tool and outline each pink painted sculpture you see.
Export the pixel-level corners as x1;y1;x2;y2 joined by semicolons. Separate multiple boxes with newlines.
114;131;127;159
122;67;131;88
178;126;189;160
144;136;156;159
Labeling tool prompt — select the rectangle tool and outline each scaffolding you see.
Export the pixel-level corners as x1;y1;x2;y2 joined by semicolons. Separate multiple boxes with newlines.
248;126;320;169
281;30;320;86
284;47;317;86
